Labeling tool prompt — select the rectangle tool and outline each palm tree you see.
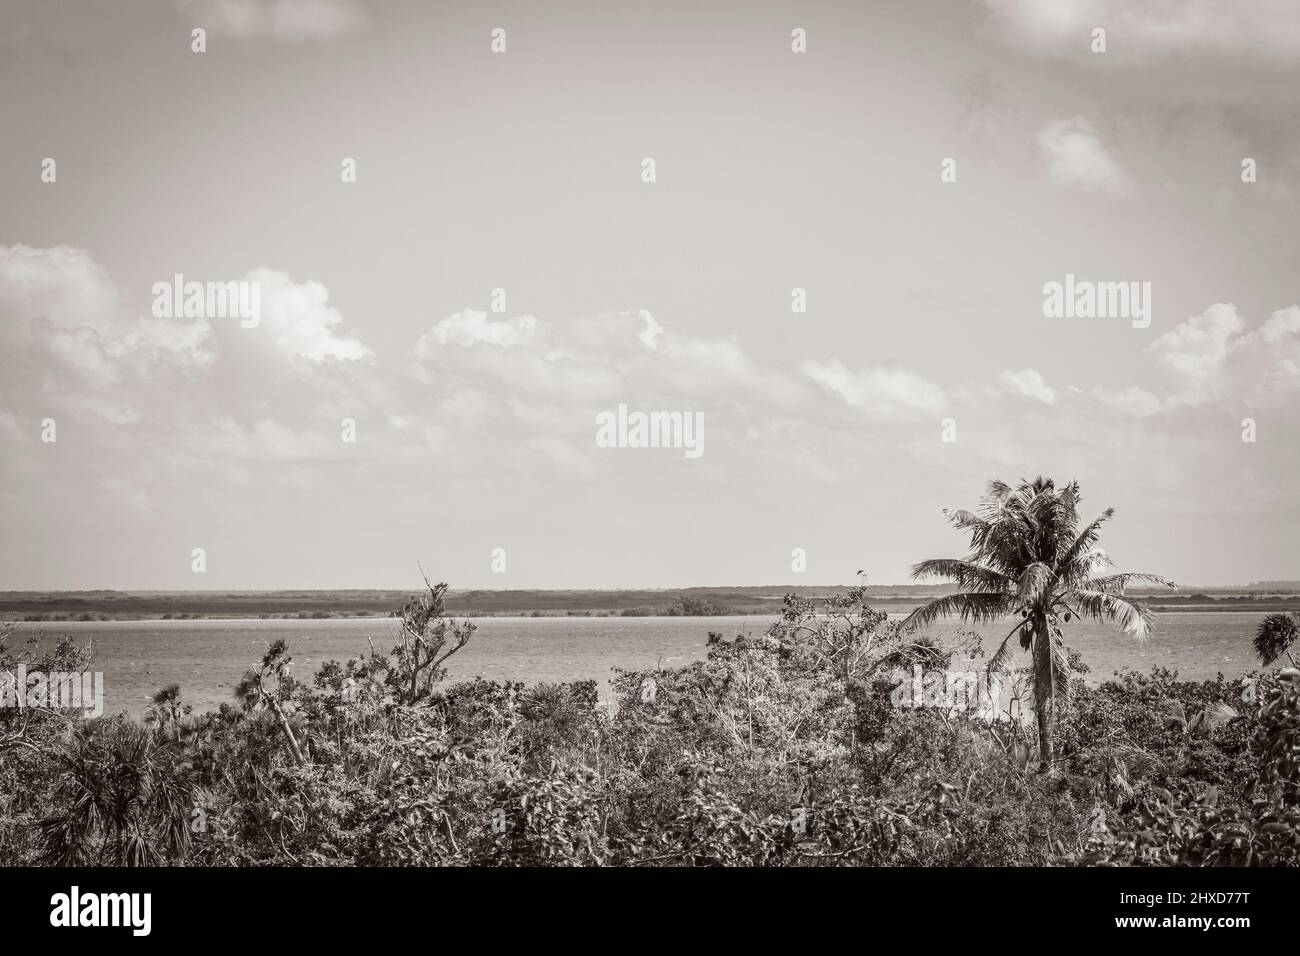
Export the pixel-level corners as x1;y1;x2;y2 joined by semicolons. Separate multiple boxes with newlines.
1254;613;1298;667
902;477;1171;771
36;719;193;865
235;639;306;766
144;683;182;736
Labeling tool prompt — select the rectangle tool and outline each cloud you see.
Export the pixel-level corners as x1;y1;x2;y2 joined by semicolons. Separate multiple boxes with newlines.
177;0;367;40
635;310;663;350
999;368;1057;404
801;360;947;418
1147;302;1243;384
978;0;1300;59
1146;302;1300;407
0;245;219;423
414;310;622;403
414;308;812;414
418;310;539;351
7;241;1300;591
1038;117;1134;195
250;268;372;363
0;245;381;469
0;244;117;330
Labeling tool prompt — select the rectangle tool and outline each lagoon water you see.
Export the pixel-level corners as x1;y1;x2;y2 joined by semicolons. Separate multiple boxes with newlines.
10;610;1267;718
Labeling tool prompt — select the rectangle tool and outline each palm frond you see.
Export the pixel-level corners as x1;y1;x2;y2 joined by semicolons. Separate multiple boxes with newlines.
1067;589;1153;641
986;620;1028;676
900;592;1016;634
1017;562;1052;604
1030;629;1070;709
910;558;1013;593
1086;572;1175;593
1052;509;1114;584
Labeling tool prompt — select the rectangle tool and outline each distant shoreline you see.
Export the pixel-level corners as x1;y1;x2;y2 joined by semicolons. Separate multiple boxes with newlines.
3;586;1299;623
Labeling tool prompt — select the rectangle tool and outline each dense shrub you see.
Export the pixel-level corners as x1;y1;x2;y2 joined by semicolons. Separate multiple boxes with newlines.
1;588;1297;867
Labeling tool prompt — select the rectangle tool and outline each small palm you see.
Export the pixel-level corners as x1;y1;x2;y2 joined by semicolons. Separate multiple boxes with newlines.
1254;613;1298;667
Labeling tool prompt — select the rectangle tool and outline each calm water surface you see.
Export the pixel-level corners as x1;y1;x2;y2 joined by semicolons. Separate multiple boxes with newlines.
12;610;1266;717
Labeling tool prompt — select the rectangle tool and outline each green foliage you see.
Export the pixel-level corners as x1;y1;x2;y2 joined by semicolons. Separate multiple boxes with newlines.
1065;671;1300;866
2;578;1298;868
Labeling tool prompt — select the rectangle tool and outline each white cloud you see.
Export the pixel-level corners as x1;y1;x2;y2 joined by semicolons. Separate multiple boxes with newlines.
999;368;1057;404
415;311;622;403
0;244;116;328
1147;302;1244;385
1234;304;1300;348
0;246;384;468
0;245;220;412
1146;303;1300;406
801;360;947;418
1038;117;1134;195
251;268;372;363
636;309;663;350
112;315;218;369
418;310;538;352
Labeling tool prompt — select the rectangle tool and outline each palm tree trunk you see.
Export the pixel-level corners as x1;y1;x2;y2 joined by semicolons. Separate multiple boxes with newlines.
1032;616;1054;772
1034;692;1053;772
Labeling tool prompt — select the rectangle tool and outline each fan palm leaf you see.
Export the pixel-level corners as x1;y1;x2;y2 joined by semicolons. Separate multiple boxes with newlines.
1254;613;1298;666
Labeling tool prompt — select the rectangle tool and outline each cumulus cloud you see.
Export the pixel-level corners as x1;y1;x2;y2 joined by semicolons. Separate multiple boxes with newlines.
1147;302;1243;384
112;315;218;369
0;245;380;466
251;268;372;363
1146;303;1300;407
0;245;220;423
1038;117;1134;195
0;244;117;327
176;0;366;41
999;368;1057;404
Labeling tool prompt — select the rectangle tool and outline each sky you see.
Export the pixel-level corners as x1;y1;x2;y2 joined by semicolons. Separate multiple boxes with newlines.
1;0;1299;590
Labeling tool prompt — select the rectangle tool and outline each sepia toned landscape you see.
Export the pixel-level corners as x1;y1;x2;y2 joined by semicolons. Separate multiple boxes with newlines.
1;0;1298;940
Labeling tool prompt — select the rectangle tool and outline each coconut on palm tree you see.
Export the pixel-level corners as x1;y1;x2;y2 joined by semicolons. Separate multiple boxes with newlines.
902;477;1172;771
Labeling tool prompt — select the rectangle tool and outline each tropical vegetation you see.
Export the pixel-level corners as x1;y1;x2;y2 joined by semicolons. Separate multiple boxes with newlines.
1;479;1297;867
